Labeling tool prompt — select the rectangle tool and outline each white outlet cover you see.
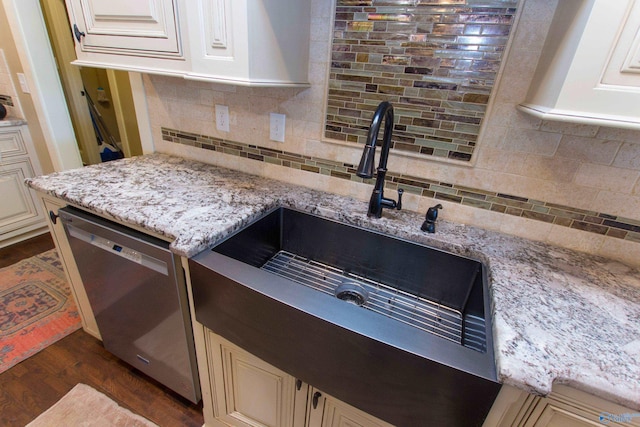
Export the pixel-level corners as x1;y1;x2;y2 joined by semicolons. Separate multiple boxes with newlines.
270;113;285;142
215;105;230;132
16;73;30;94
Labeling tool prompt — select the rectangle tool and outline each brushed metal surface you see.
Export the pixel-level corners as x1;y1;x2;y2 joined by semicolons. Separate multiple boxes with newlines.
60;206;201;403
190;207;500;426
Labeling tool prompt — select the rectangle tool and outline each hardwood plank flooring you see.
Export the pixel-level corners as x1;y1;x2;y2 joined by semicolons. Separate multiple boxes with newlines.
0;234;204;426
0;233;55;268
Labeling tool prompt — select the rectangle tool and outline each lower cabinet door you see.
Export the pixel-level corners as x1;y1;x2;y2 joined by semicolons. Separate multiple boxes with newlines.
0;159;45;239
306;389;394;427
522;385;640;427
205;330;308;427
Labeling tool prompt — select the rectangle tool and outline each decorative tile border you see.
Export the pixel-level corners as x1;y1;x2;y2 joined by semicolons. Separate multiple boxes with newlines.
325;1;518;162
163;127;640;244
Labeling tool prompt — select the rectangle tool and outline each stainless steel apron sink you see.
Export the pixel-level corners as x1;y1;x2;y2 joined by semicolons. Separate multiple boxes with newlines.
189;207;500;427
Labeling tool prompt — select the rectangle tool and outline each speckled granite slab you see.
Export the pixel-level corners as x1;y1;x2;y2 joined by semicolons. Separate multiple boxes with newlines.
0;118;27;127
26;153;640;410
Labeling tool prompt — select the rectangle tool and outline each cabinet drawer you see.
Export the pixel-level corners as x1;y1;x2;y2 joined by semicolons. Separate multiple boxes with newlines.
0;159;44;235
0;129;27;160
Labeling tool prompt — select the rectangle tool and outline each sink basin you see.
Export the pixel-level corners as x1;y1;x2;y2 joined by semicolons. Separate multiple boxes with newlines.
190;207;500;427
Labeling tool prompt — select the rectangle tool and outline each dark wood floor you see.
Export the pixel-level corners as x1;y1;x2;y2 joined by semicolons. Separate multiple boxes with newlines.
0;233;204;426
0;233;56;269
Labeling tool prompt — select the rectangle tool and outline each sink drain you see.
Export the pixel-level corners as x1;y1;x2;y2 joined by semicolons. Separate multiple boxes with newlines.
335;281;369;306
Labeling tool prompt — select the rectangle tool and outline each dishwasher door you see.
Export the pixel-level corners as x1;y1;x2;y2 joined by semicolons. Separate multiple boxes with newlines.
59;207;200;403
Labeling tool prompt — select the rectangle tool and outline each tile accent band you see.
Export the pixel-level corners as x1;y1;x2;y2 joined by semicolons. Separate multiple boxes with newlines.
162;127;640;244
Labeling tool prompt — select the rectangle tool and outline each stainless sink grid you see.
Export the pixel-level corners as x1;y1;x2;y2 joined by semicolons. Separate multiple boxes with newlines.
261;250;467;345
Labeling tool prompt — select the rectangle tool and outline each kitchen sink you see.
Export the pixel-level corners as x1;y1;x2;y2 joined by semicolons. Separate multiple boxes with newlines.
190;207;500;427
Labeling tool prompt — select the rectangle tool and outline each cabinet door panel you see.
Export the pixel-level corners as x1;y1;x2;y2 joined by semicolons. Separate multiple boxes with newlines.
0;129;27;160
310;392;394;427
232;358;286;426
523;386;640;427
206;330;304;427
69;0;182;57
0;160;42;234
602;0;640;85
528;404;601;427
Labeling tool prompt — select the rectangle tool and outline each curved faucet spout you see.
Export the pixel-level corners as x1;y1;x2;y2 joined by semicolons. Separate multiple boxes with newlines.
356;101;403;218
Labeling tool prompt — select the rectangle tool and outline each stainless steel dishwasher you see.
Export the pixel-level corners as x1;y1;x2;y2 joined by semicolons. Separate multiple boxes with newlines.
59;206;200;403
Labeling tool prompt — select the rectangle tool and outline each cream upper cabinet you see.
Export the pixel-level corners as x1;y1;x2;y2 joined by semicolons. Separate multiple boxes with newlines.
184;0;310;86
65;0;189;75
64;0;311;87
518;0;640;129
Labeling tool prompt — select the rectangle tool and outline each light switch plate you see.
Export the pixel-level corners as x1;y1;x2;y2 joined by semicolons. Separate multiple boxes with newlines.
270;113;285;142
215;105;229;132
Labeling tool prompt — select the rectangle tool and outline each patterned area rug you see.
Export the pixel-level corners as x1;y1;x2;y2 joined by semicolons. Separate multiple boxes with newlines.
0;249;81;374
26;383;158;426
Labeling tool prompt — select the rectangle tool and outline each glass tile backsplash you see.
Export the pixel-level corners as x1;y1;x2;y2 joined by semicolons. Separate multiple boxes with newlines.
324;0;518;161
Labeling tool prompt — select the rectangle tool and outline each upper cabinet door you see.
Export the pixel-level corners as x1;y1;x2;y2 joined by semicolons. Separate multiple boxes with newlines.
63;0;310;86
602;0;640;86
185;0;311;86
67;0;183;59
518;0;640;129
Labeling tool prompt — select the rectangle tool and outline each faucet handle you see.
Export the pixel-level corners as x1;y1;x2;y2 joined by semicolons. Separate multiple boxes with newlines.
396;188;404;211
421;204;443;233
426;203;443;221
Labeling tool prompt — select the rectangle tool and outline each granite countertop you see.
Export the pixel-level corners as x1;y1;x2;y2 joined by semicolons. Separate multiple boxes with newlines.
0;117;27;127
26;153;640;410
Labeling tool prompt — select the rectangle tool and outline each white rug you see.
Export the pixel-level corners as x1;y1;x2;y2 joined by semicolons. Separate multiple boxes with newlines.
26;383;159;426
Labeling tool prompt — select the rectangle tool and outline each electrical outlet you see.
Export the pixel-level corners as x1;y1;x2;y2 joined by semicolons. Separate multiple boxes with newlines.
215;105;230;132
270;113;285;142
16;73;30;94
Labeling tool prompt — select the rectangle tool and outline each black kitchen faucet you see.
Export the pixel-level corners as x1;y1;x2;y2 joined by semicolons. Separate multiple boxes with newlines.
356;101;404;218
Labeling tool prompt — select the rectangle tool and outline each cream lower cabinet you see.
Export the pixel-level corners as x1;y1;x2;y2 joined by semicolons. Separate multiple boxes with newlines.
203;330;393;427
0;126;47;247
486;384;640;427
202;328;640;427
36;193;100;339
306;389;394;427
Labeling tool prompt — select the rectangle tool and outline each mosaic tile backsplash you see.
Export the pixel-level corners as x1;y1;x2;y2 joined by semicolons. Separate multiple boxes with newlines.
325;0;518;161
163;128;640;244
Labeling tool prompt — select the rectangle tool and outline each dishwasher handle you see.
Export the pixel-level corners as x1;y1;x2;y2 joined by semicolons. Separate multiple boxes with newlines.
64;221;169;276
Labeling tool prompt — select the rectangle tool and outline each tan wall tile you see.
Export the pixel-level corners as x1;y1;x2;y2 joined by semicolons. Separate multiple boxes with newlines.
574;164;639;193
613;143;640;170
594;191;640;218
556;136;621;165
503;128;561;156
598;238;640;267
546;225;605;255
498;215;553;243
